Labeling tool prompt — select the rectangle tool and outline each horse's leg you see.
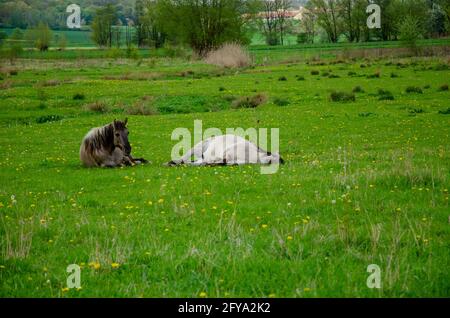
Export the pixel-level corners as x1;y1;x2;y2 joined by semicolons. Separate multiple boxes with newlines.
122;156;134;166
185;159;207;166
165;141;205;166
127;155;149;164
101;161;119;168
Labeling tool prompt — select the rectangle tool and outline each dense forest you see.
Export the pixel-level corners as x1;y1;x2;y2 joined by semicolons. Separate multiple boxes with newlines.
0;0;309;29
0;0;135;29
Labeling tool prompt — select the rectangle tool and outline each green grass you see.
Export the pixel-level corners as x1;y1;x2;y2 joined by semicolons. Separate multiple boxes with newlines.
0;48;449;297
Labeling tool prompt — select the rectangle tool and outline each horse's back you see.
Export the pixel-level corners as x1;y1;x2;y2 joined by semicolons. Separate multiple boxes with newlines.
79;127;101;167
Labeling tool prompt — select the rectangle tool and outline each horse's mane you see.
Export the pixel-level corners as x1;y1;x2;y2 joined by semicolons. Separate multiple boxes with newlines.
83;123;114;153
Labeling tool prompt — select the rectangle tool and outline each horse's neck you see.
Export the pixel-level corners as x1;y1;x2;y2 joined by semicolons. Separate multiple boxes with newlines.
102;124;115;152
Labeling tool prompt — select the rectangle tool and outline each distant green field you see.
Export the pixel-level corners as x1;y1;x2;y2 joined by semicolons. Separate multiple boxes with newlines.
0;45;449;297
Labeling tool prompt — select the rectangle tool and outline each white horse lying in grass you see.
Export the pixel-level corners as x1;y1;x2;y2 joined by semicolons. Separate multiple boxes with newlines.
166;134;284;166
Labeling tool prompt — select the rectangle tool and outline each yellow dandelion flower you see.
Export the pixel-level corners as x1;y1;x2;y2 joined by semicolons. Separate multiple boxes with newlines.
287;236;293;241
304;288;311;292
199;292;207;298
158;198;164;204
261;224;268;229
62;287;69;292
111;263;120;269
268;293;276;298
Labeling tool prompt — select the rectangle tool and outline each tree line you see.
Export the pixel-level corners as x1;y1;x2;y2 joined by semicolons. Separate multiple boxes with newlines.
1;0;449;58
90;0;449;53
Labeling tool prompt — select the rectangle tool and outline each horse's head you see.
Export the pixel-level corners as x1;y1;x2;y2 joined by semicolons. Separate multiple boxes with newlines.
260;152;285;165
113;118;131;155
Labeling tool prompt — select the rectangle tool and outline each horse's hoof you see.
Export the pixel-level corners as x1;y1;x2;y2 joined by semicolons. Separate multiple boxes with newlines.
164;161;177;167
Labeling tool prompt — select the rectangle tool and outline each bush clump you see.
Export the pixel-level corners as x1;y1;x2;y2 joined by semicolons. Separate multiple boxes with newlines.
84;101;109;113
232;93;268;109
367;71;381;79
352;86;364;93
311;70;319;75
438;107;450;115
73;93;85;100
204;43;251;68
405;86;423;94
273;97;290;106
378;89;394;100
330;91;355;102
438;84;448;91
125;101;158;116
35;114;63;124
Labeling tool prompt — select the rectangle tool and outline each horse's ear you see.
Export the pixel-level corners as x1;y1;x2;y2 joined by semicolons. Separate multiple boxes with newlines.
113;119;117;129
124;118;128;126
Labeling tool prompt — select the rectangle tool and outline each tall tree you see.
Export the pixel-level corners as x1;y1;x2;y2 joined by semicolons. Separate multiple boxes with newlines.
260;0;280;45
91;4;118;48
275;0;293;45
309;0;340;43
302;3;318;43
158;0;250;56
339;0;367;42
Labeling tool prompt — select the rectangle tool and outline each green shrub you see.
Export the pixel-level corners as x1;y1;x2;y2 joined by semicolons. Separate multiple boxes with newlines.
232;93;268;109
438;84;448;91
378;89;394;100
352;86;364;93
409;108;425;114
126;46;140;60
330;91;355;102
405;86;423;94
278;76;287;81
438;107;450;114
35;114;63;124
311;70;319;75
273;97;290;106
73;93;85;100
367;71;381;79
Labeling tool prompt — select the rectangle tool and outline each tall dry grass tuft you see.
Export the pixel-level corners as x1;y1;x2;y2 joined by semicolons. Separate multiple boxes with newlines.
204;43;252;68
2;218;34;260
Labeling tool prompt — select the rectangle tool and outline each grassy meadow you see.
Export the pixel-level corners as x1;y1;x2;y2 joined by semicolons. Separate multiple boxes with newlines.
0;43;449;297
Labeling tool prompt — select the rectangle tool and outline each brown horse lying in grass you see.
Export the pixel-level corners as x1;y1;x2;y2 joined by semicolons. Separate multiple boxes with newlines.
80;118;148;168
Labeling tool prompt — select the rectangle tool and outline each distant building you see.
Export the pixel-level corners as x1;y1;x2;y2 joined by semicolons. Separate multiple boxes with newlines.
250;6;305;21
